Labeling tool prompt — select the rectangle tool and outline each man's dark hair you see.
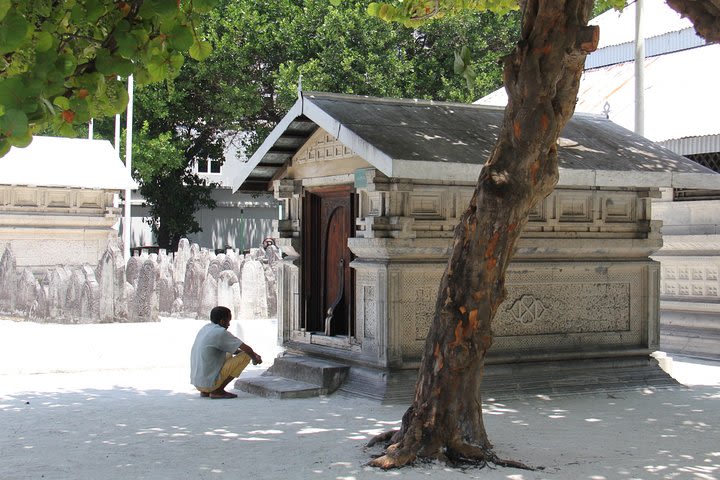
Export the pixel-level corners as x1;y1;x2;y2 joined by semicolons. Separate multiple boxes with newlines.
210;306;232;325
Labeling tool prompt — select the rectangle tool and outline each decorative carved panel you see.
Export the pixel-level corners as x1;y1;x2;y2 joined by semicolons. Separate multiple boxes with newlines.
294;130;354;165
363;285;376;339
661;261;720;299
14;188;40;207
496;282;631;336
76;191;104;208
408;193;444;218
368;192;384;216
528;198;546;222
603;195;635;222
46;191;72;208
396;268;443;357
490;265;644;352
355;270;378;340
556;192;592;222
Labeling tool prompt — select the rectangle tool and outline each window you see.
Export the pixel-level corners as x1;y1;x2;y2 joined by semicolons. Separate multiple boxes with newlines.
196;158;222;174
673;152;720;201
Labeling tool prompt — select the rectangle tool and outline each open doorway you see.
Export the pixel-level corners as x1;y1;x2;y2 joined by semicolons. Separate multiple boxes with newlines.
302;185;355;337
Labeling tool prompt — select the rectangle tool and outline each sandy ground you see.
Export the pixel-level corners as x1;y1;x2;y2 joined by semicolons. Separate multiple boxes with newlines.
1;317;719;480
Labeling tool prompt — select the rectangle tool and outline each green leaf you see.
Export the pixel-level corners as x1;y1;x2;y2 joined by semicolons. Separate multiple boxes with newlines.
189;40;212;61
168;24;194;50
0;108;29;137
9;129;32;148
453;50;465;74
146;60;168;82
55;53;77;76
96;52;134;77
0;138;10;157
140;0;179;18
329;0;341;6
53;96;70;110
115;29;139;58
0;77;24;109
86;0;106;23
191;0;218;14
35;30;54;52
367;3;380;17
169;53;185;72
460;46;472;65
0;11;32;55
0;0;11;22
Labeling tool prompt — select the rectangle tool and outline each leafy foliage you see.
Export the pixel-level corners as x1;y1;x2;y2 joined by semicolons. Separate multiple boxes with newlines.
133;122;216;251
188;0;520;156
0;0;217;156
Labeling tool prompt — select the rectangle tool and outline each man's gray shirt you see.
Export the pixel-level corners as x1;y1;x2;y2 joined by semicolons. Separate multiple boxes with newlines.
190;323;243;388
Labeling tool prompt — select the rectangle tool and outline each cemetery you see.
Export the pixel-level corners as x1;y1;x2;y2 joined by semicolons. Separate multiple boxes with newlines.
0;239;281;325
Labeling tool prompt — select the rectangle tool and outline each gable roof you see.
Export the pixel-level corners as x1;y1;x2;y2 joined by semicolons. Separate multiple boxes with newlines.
1;136;136;190
231;91;718;192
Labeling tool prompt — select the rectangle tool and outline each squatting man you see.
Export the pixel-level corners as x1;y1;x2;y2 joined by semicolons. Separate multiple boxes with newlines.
190;306;262;399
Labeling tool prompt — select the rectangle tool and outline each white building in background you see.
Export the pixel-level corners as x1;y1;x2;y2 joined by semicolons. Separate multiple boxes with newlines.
478;0;720;359
0;136;135;271
126;134;279;252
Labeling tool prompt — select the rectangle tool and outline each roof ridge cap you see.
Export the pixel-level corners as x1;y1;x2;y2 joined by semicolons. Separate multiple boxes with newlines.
303;91;506;110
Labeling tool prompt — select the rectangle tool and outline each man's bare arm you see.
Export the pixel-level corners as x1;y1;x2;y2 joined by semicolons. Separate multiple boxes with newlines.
236;343;262;365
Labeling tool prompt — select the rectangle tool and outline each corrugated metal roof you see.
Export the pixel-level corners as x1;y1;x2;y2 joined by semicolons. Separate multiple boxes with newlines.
660;135;720;156
477;0;719;152
577;44;720;143
1;136;136;190
589;0;692;48
585;27;705;68
232;92;718;192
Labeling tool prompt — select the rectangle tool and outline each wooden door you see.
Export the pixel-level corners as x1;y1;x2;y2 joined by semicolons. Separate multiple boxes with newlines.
302;186;354;336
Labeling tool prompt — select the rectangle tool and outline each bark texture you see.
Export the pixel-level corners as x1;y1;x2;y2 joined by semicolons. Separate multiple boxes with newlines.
368;0;598;469
666;0;720;43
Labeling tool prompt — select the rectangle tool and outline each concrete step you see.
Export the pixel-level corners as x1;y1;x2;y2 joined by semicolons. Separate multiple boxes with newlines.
234;375;325;399
268;355;350;393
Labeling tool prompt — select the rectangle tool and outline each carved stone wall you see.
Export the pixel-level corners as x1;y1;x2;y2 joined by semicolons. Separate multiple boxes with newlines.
272;159;663;369
348;259;656;367
354;169;656;243
0;185;119;270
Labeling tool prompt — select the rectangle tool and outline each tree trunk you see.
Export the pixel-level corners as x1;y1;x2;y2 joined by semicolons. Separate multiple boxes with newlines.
666;0;720;43
369;0;599;468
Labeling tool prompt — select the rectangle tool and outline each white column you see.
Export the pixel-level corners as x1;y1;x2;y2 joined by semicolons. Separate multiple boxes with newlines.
634;0;645;136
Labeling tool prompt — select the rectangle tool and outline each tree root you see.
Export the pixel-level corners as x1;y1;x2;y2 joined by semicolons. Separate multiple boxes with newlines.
448;441;536;470
366;435;536;471
365;429;398;448
367;445;417;469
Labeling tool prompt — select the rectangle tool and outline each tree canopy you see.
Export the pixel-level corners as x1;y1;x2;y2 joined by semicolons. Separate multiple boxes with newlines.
0;0;220;157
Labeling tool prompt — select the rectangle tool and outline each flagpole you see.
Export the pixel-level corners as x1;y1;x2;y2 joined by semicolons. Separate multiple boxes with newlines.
123;75;134;263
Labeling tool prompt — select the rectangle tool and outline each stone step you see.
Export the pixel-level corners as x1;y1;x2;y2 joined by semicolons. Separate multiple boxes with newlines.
337;356;680;404
234;375;325;399
268;355;350;393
